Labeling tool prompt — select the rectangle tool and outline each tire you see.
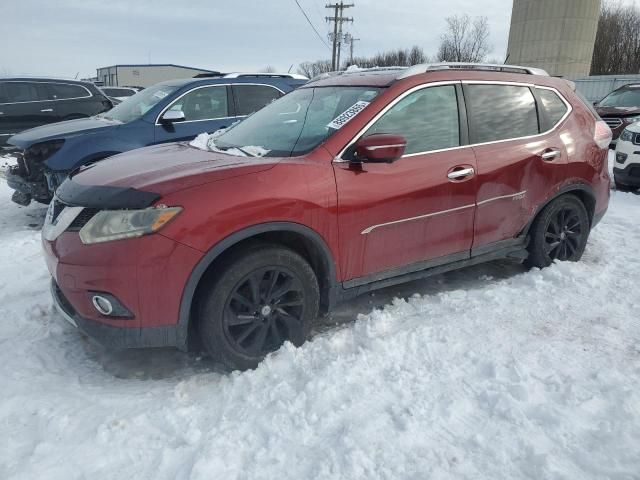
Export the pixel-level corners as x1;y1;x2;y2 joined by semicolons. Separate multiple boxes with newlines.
525;194;590;269
197;244;319;370
614;178;637;192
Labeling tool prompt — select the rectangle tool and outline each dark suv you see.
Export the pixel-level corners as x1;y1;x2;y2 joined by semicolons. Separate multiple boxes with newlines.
6;74;306;206
42;63;611;370
594;83;640;146
0;78;112;147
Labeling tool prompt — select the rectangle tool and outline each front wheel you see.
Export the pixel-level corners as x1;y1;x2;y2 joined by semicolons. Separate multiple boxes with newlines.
525;194;590;268
198;245;319;370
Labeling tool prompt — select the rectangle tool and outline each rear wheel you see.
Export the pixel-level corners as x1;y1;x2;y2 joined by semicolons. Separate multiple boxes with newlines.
525;195;590;268
198;245;319;370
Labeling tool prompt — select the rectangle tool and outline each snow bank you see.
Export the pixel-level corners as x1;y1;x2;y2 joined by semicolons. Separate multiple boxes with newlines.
189;131;270;157
0;155;639;479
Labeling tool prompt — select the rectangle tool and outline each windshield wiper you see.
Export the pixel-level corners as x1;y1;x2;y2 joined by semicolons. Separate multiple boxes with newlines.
234;146;256;157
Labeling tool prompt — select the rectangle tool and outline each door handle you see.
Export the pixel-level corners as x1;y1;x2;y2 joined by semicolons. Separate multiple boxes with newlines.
40;108;53;112
540;148;561;161
447;166;475;180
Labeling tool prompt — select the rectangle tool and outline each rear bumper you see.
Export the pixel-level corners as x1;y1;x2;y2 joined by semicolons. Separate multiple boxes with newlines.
51;279;180;349
613;164;640;186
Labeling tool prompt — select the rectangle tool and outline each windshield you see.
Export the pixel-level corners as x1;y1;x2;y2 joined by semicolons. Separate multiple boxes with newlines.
101;84;178;123
213;86;381;157
599;87;640;108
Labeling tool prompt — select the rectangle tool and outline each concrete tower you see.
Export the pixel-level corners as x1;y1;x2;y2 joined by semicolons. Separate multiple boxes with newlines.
506;0;601;77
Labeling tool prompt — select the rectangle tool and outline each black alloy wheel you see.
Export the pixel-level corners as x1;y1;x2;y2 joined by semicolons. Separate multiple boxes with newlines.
525;194;590;268
543;206;585;261
198;244;319;370
223;267;305;357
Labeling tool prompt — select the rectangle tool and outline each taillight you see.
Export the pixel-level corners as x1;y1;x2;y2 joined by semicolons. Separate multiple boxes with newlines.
594;120;612;149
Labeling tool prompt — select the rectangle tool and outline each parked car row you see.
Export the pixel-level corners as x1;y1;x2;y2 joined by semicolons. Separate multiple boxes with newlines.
4;73;306;205
24;63;611;370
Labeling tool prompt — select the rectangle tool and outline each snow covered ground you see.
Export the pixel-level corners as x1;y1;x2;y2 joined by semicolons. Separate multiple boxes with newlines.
1;154;639;479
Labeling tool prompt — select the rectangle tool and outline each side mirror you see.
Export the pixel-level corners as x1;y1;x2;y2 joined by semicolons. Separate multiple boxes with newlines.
354;134;407;163
593;101;599;107
161;110;186;123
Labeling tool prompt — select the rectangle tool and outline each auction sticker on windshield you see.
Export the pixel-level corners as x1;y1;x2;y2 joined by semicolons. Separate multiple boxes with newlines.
327;101;370;130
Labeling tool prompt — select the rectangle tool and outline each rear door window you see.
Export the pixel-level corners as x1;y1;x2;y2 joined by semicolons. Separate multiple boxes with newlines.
466;84;539;144
364;85;460;154
536;88;569;129
48;83;91;100
233;84;283;116
0;81;48;103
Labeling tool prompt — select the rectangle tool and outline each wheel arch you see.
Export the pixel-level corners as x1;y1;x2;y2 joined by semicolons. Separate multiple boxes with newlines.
176;222;339;350
521;183;597;236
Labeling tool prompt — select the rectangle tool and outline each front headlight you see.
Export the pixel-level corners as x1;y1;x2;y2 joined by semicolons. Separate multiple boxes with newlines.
79;206;182;244
620;129;634;142
624;115;640;124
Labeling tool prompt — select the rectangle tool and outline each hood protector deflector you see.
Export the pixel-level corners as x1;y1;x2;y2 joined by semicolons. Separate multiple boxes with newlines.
56;178;160;209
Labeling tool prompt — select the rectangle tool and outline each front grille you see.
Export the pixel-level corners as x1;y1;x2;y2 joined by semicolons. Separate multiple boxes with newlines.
67;208;100;231
604;117;623;129
634;133;640;145
630;166;640;178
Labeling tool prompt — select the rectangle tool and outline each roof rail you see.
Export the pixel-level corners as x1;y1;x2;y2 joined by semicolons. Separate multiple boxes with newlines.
223;72;309;80
193;72;224;78
310;66;408;82
397;62;549;79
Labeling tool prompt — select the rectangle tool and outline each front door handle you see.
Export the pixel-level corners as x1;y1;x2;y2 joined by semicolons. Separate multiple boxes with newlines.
541;148;561;161
40;108;53;112
447;166;475;180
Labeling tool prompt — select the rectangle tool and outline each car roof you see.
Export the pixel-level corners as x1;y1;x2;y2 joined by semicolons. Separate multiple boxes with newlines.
302;63;557;89
0;76;95;86
158;76;306;89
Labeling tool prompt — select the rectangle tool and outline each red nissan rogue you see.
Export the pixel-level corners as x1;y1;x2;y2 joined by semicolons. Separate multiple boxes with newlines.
42;63;612;370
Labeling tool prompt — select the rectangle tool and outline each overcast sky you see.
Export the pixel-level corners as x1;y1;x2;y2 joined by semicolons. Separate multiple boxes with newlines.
2;0;637;79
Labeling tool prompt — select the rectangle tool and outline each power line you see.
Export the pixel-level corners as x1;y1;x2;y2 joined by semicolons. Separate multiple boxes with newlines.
294;0;331;50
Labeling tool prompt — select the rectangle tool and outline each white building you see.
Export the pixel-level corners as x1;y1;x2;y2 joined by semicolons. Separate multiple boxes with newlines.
96;64;217;88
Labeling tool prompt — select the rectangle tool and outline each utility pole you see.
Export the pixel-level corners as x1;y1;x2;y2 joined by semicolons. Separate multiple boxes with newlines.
348;35;360;65
326;2;354;71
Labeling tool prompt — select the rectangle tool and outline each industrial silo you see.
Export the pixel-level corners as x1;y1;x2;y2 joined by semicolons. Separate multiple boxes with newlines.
506;0;601;77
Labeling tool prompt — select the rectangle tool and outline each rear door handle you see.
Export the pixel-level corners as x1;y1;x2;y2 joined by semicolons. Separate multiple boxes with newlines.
447;166;475;180
540;148;561;161
40;108;53;112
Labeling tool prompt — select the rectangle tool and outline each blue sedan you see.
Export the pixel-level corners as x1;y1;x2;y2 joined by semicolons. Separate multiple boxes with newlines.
6;74;306;205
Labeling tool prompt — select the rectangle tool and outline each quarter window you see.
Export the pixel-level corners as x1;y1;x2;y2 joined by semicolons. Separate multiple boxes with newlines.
363;85;460;154
537;88;568;127
168;86;229;121
466;84;539;144
48;83;90;100
233;85;283;116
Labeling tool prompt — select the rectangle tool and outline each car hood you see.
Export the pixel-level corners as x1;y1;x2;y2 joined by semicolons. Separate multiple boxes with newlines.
8;116;120;148
70;142;280;197
595;105;640;117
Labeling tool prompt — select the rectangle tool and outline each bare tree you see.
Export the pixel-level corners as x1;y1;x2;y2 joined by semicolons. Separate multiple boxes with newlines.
437;14;491;63
349;46;429;68
297;59;333;78
260;65;277;73
591;1;640;75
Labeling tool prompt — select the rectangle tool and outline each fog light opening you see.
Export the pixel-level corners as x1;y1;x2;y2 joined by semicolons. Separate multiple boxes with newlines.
92;295;113;316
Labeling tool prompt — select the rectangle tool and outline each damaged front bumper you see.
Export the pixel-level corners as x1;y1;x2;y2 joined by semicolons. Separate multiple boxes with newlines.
5;151;65;206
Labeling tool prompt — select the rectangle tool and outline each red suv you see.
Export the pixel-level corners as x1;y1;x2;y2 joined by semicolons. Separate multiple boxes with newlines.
42;64;612;370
